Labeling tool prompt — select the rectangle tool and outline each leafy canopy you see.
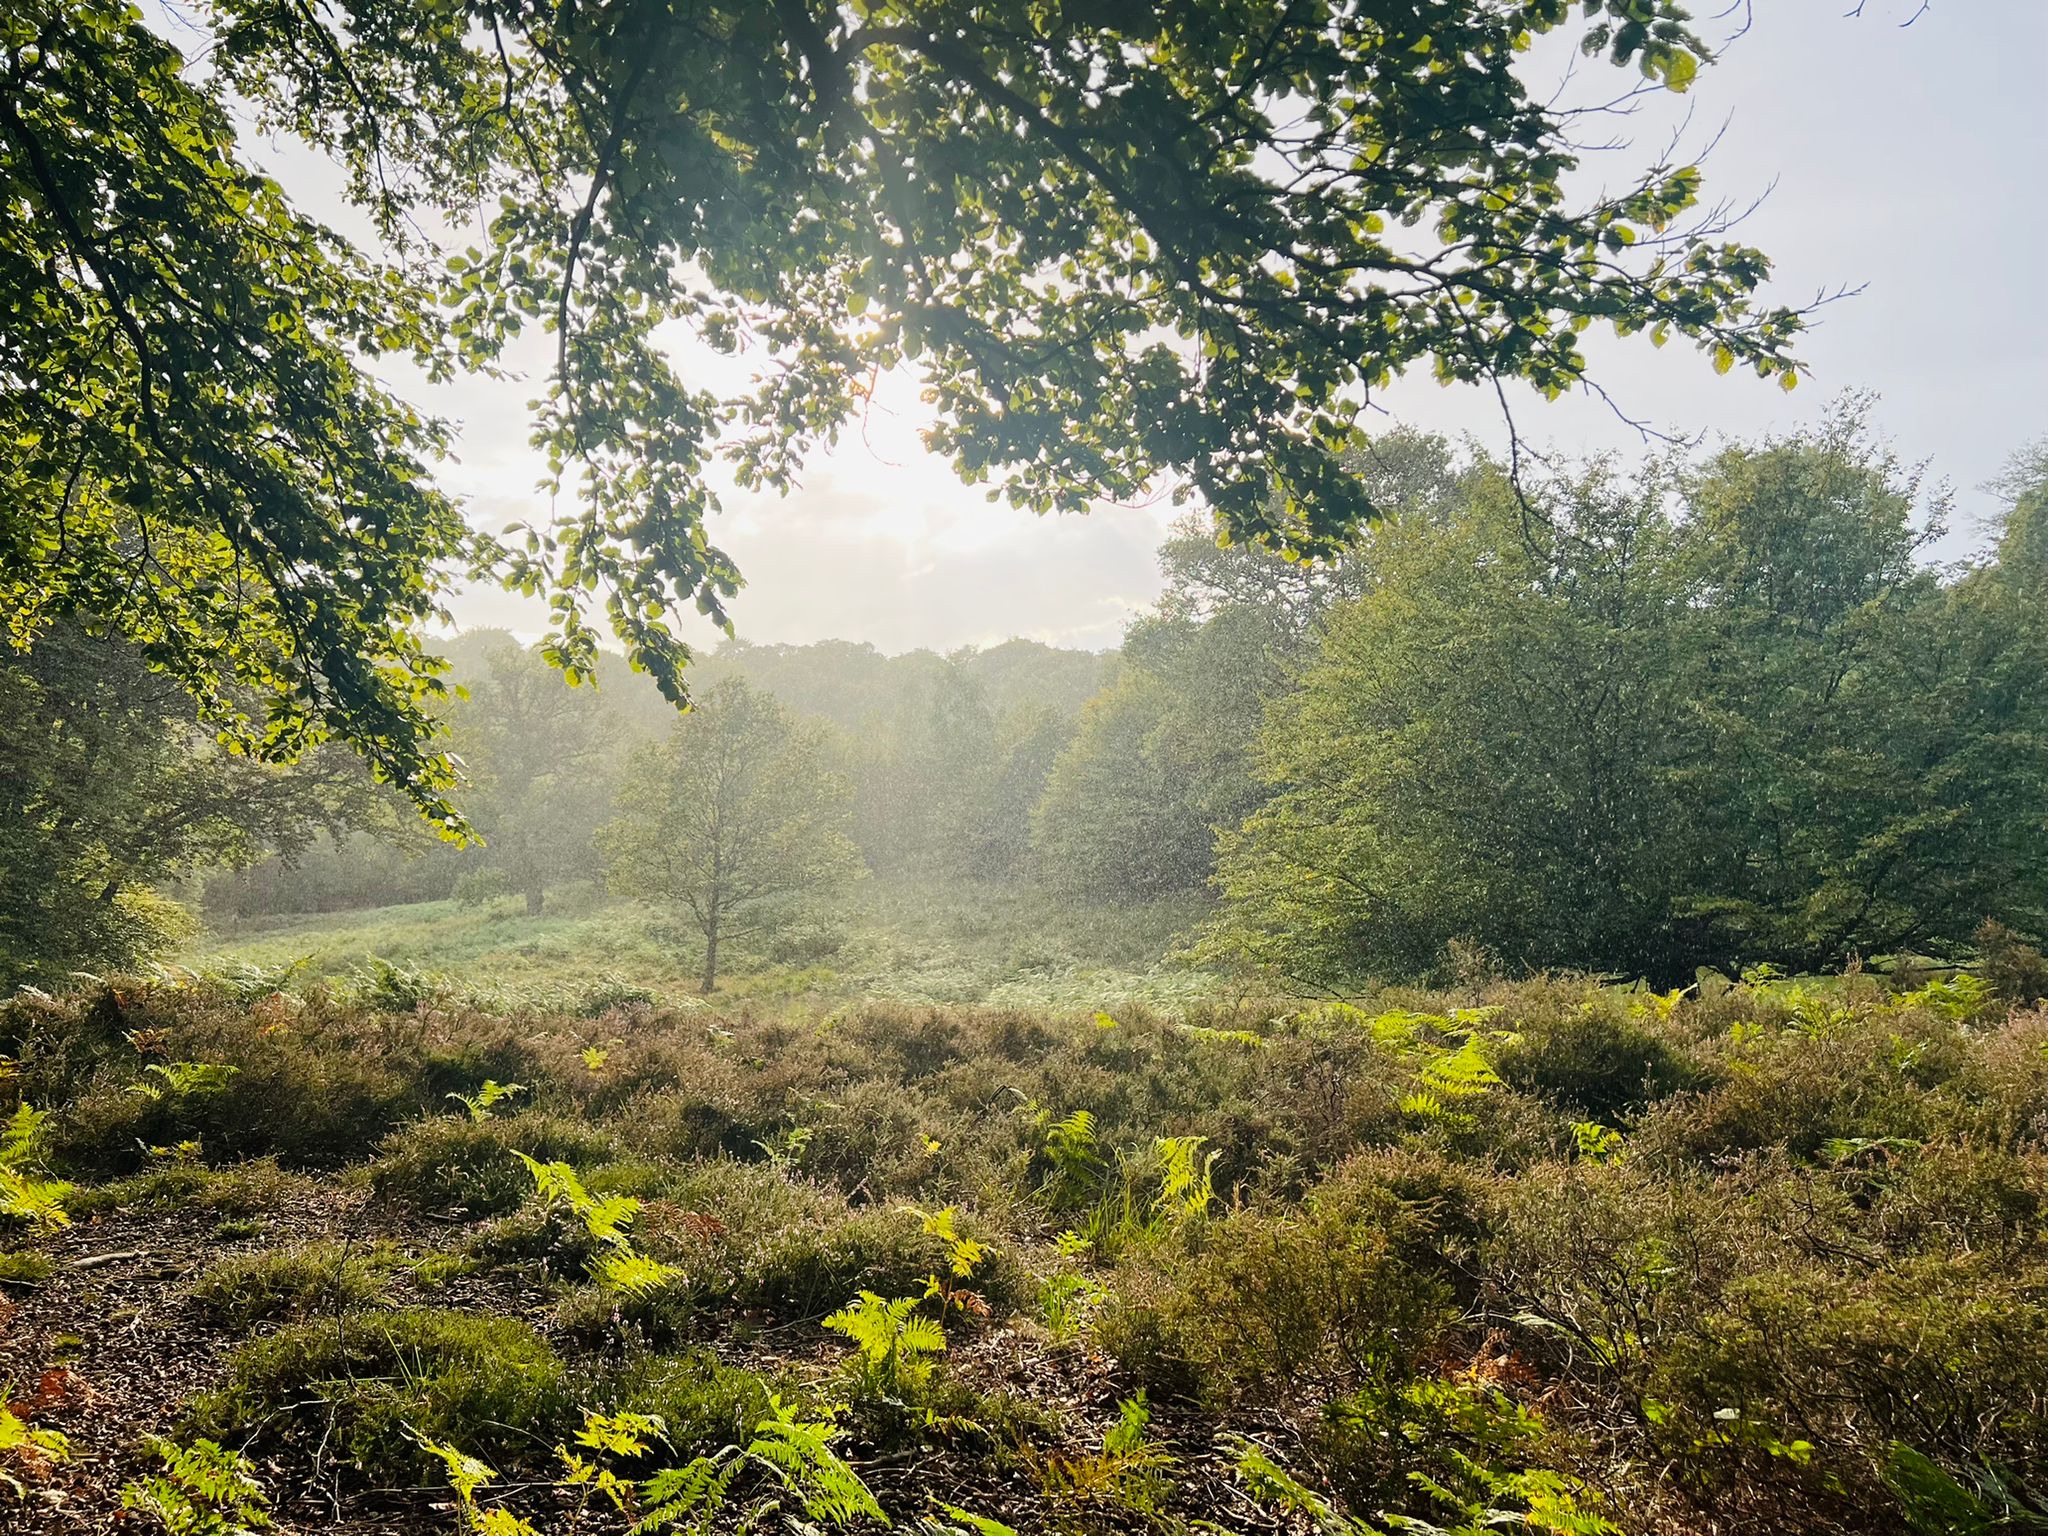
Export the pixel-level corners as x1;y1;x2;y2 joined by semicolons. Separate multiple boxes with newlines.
6;0;1807;820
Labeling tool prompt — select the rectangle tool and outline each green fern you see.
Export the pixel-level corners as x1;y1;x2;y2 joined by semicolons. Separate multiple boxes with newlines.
126;1061;240;1102
824;1289;947;1394
750;1395;888;1525
513;1151;637;1242
419;1436;541;1535
447;1079;526;1121
633;1451;745;1533
1039;1108;1104;1210
1176;1021;1266;1048
591;1246;685;1298
119;1436;270;1535
1421;1037;1503;1097
911;1204;986;1278
1898;972;1997;1021
513;1151;682;1299
635;1396;882;1532
918;1504;1020;1536
1037;1393;1175;1517
0;1105;46;1166
1228;1437;1368;1534
560;1410;667;1514
0;1105;72;1231
0;1404;70;1499
1151;1135;1217;1222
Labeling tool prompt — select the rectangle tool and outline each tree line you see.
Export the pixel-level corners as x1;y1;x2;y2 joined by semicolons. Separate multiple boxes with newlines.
7;407;2044;992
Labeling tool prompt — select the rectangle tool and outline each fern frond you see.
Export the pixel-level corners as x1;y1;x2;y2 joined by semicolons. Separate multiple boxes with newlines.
121;1437;269;1534
748;1397;885;1525
0;1105;48;1168
591;1247;683;1298
0;1165;74;1230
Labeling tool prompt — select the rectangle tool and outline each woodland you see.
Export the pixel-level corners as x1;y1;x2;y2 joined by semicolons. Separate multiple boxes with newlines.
3;4;2044;1535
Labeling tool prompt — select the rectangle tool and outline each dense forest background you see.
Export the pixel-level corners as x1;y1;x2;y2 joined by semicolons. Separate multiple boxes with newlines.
8;407;2045;998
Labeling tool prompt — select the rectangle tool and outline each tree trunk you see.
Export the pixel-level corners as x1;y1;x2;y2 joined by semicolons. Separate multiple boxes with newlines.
700;899;720;993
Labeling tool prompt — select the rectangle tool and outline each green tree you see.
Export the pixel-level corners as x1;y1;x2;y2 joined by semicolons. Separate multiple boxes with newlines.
1033;619;1278;900
5;0;1809;817
0;626;371;985
599;678;860;991
1205;456;1694;983
1;2;468;822
1035;433;1465;898
1204;413;2048;987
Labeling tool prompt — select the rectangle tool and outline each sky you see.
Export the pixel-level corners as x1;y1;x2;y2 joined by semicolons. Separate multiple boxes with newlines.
230;1;2048;656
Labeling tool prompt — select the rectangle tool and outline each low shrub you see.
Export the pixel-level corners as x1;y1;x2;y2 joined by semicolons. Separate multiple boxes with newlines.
1978;920;2048;1007
1647;1251;2048;1524
52;1036;419;1175
68;1157;308;1219
1494;998;1706;1119
735;1203;949;1319
463;1201;604;1283
367;1112;617;1215
1099;1191;1452;1406
1629;1021;1949;1164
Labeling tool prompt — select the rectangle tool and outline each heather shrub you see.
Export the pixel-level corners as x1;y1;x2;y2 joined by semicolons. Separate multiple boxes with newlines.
1100;1189;1452;1406
1647;1253;2048;1525
367;1112;618;1215
1493;996;1706;1119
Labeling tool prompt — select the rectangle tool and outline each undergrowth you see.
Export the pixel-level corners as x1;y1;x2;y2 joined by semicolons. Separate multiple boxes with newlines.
3;964;2044;1534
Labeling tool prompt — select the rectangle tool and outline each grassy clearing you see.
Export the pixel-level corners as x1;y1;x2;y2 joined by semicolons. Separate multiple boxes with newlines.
181;873;1215;1009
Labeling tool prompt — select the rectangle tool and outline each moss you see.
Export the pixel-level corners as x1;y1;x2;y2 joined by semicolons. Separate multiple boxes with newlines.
406;1251;483;1292
187;1242;387;1327
68;1157;307;1218
189;1308;572;1474
0;1250;56;1287
610;1349;779;1455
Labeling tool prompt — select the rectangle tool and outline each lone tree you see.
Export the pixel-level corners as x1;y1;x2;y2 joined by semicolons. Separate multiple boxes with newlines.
4;1;1812;824
600;678;859;991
